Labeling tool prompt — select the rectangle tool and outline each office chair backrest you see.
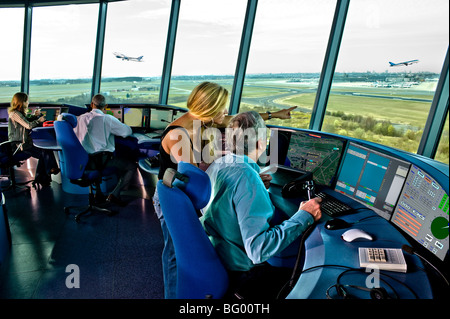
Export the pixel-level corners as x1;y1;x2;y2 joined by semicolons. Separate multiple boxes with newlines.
54;113;89;180
157;162;229;299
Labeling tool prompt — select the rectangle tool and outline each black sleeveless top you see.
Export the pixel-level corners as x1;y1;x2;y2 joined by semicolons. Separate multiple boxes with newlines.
158;125;193;180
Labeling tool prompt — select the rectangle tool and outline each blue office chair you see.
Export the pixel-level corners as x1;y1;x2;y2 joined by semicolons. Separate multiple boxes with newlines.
0;191;12;265
157;162;229;299
54;113;117;222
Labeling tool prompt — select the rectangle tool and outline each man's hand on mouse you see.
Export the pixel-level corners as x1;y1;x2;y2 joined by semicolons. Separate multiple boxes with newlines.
299;197;322;222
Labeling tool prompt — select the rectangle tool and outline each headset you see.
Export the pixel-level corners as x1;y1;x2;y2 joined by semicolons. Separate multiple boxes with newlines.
326;284;390;300
326;268;399;299
277;263;419;299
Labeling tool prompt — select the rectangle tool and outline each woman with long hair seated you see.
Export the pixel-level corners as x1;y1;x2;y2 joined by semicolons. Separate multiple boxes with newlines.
7;92;60;187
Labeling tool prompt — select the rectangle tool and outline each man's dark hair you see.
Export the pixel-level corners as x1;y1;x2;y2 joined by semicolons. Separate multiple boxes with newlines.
91;94;106;110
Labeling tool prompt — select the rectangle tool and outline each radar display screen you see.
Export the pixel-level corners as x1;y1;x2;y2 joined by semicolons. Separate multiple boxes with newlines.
123;107;150;128
286;131;346;187
391;164;449;261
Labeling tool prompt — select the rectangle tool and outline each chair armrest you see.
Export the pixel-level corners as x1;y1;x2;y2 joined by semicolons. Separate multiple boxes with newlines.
0;140;24;157
0;140;14;147
0;140;14;155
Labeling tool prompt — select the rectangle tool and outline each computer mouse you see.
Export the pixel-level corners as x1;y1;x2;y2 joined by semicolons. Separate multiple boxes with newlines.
341;229;373;242
324;218;352;230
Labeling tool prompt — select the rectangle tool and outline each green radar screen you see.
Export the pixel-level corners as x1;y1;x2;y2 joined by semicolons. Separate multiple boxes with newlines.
431;216;449;240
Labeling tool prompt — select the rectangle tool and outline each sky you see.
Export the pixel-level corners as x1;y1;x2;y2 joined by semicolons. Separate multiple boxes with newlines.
0;0;448;81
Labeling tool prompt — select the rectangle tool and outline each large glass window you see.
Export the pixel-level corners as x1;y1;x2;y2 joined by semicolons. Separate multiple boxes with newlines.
0;8;24;103
323;0;449;154
29;4;98;106
240;0;336;128
167;0;247;109
435;111;449;165
101;0;171;104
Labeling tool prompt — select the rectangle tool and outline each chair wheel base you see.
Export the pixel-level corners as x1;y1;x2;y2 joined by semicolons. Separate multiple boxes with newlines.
1;180;32;192
64;204;117;222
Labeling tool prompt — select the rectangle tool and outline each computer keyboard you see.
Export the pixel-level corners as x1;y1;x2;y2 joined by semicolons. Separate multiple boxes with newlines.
145;131;163;139
359;247;407;273
316;192;353;217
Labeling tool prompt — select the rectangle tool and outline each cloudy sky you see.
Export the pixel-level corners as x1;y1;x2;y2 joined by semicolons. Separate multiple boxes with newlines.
0;0;448;81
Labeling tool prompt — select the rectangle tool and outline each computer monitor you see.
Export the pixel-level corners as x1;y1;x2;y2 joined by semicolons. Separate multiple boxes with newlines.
38;108;57;121
123;107;149;128
104;106;123;122
335;142;411;220
391;164;449;262
270;129;346;187
28;105;69;121
0;107;8;122
149;108;173;130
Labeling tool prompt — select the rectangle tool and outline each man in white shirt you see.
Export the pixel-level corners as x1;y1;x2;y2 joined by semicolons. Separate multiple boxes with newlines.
74;94;137;206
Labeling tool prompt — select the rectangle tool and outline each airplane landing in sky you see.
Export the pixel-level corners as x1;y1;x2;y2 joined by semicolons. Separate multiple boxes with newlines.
389;59;419;67
113;52;144;62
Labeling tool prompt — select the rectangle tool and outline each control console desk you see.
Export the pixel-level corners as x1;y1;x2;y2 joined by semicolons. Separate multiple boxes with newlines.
264;127;449;299
269;185;433;299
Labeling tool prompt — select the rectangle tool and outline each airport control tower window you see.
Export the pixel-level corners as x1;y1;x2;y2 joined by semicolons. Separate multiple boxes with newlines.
435;111;449;165
323;0;449;155
29;4;98;107
240;0;336;129
101;0;170;104
0;7;24;103
167;0;247;109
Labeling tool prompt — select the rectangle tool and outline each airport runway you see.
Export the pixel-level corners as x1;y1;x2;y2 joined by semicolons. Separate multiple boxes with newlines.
240;84;432;111
333;91;432;103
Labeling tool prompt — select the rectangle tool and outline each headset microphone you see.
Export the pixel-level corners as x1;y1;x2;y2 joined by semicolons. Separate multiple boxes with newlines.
402;244;449;286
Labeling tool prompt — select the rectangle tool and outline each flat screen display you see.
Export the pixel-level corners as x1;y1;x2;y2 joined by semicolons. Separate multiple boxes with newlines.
335;142;411;220
284;130;346;187
391;164;449;261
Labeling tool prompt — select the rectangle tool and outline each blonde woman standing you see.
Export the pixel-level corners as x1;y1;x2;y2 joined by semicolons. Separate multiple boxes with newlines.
154;81;295;298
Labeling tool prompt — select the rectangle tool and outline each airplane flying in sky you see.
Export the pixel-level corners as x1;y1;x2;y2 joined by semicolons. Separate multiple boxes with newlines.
113;52;144;62
388;59;419;67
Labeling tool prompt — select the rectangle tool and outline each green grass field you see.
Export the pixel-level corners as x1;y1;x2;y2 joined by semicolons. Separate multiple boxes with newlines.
1;77;447;164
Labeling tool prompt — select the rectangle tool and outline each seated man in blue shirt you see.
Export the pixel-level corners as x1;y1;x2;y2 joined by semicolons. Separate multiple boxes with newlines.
201;111;322;299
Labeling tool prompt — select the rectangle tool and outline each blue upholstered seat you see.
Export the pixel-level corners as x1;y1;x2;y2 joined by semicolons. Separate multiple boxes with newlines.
157;162;229;299
54;113;116;222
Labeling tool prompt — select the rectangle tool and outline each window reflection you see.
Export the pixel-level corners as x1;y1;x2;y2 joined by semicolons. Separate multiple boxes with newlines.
0;8;24;103
435;111;449;164
101;0;171;104
240;0;336;128
29;4;98;106
168;0;247;108
323;0;449;154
